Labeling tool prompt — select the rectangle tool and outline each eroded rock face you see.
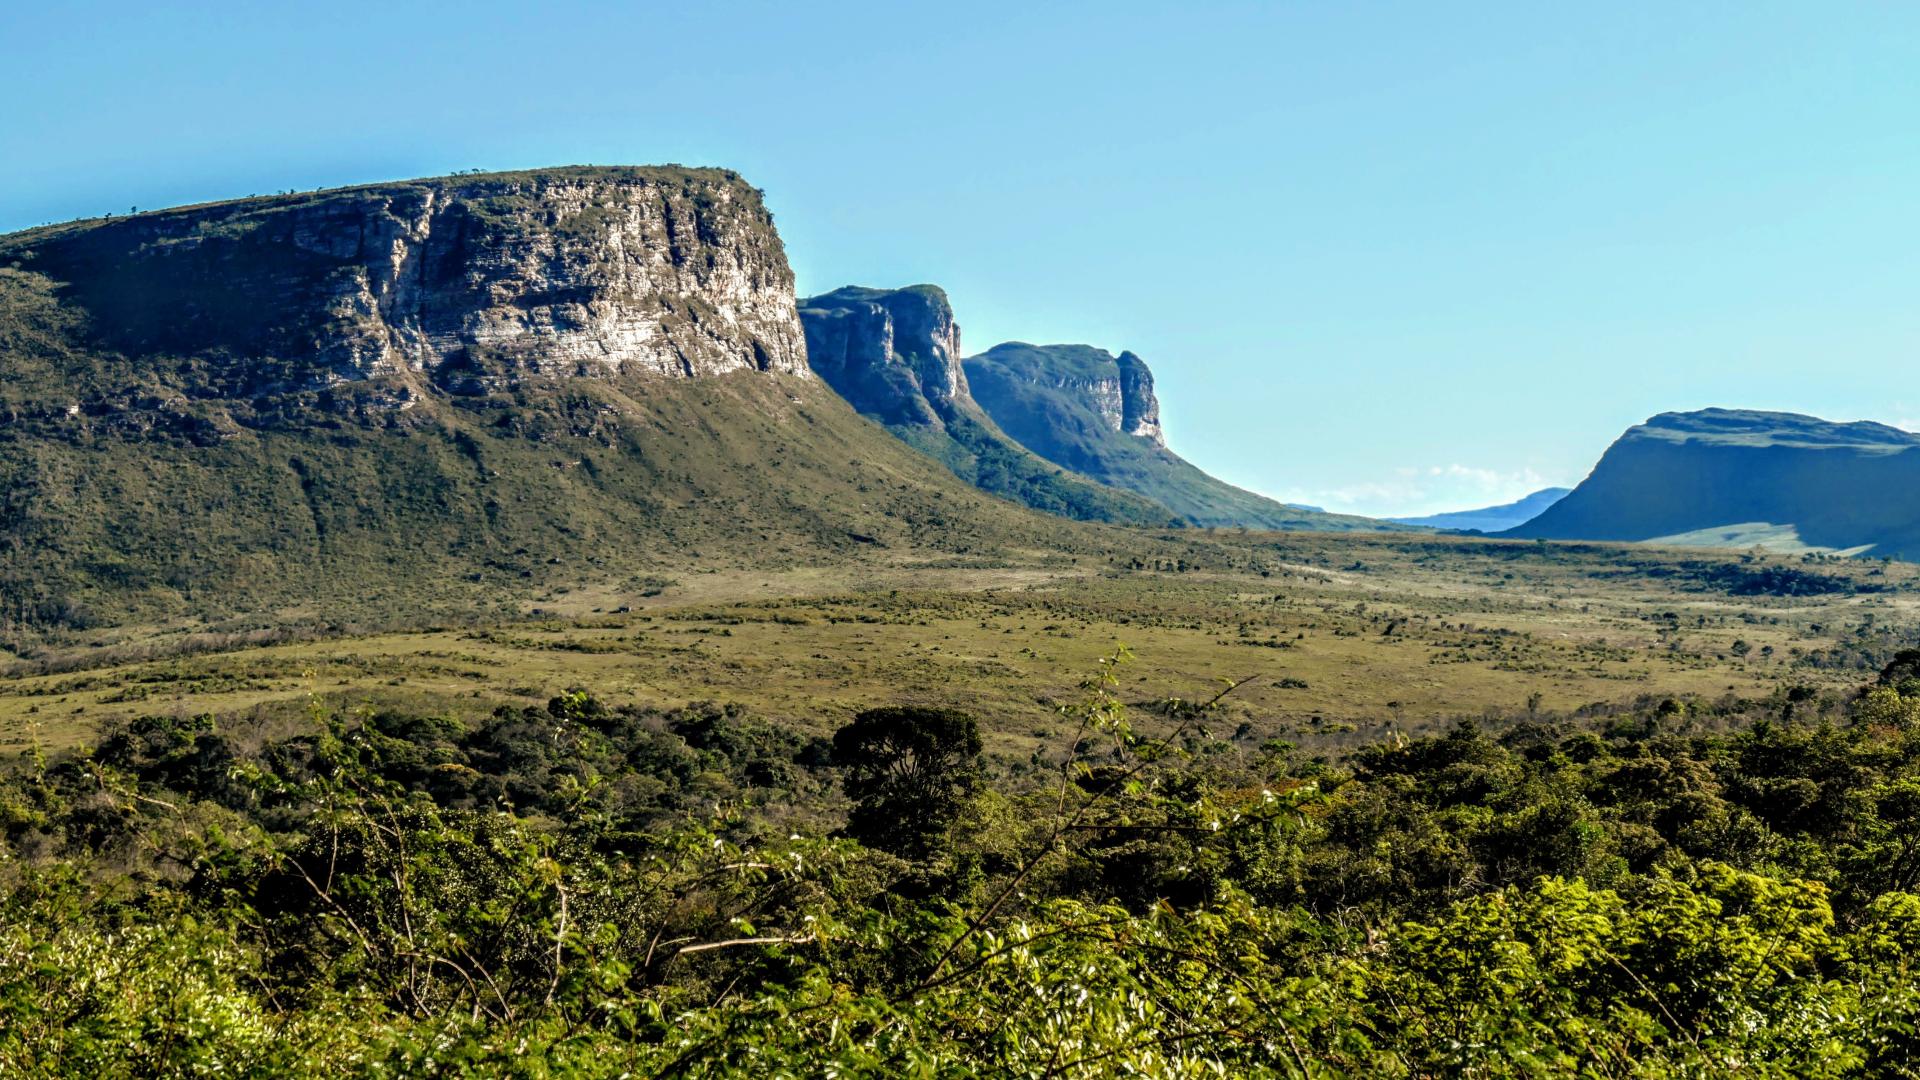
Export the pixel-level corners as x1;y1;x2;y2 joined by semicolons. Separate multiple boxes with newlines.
963;343;1166;453
2;166;808;399
797;285;964;427
1113;352;1164;446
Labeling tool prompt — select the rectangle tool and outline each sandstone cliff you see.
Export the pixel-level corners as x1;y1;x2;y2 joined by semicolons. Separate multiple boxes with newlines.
964;343;1397;533
0;166;807;413
0;172;1117;631
798;285;962;426
798;286;1171;526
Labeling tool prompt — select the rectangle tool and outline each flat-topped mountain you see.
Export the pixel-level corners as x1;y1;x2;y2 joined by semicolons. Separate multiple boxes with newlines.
798;286;1172;525
0;170;1123;631
1506;409;1920;556
1390;487;1570;533
2;166;807;408
963;342;1394;532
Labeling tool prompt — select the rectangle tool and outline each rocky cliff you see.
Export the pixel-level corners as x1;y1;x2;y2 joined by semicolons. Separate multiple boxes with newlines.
798;285;962;426
798;286;1171;526
964;343;1396;533
0;166;807;413
1505;409;1920;556
0;171;1119;631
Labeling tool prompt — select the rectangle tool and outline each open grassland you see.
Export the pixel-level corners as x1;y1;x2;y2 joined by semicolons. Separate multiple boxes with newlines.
5;533;1915;759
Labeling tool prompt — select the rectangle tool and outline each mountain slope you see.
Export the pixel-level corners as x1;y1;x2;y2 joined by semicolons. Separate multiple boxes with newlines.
0;170;1125;632
1390;488;1571;532
798;287;1172;526
1505;409;1920;556
962;342;1398;532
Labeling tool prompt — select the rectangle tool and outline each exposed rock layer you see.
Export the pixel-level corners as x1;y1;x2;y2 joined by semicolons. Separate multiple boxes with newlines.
798;285;962;425
963;342;1397;533
1;166;807;402
798;286;1172;526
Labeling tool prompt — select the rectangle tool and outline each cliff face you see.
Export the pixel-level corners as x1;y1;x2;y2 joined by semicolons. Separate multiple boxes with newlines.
0;166;807;408
797;285;963;425
964;342;1397;533
1114;352;1165;446
1506;409;1920;556
797;286;1172;526
0;171;1129;631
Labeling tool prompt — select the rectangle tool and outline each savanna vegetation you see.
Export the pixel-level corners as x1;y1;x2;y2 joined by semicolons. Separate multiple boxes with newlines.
6;637;1920;1076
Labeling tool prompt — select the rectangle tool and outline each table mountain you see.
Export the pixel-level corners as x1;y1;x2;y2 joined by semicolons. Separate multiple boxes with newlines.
798;286;1172;526
0;169;1118;632
963;343;1394;532
1504;409;1920;556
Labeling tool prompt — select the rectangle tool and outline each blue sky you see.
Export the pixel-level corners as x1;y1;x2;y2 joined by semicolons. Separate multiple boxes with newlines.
5;2;1918;516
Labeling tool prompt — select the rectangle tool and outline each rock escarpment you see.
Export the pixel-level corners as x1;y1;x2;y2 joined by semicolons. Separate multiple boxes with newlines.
0;166;807;411
963;343;1396;533
0;171;1119;631
1113;352;1165;446
799;286;1171;526
798;285;963;425
1505;409;1920;556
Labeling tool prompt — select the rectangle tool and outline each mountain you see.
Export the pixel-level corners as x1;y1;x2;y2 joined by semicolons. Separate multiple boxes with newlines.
797;287;1172;526
1389;487;1571;532
0;168;1123;632
1505;409;1920;556
961;342;1397;532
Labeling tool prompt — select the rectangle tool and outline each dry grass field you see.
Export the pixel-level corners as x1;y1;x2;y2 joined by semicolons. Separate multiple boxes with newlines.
6;533;1914;760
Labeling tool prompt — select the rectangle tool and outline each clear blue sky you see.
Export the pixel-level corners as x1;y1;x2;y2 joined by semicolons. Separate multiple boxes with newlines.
6;2;1918;516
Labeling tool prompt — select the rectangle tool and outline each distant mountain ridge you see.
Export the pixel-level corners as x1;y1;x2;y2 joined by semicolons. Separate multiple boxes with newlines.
1506;409;1920;556
1390;488;1571;532
963;342;1399;532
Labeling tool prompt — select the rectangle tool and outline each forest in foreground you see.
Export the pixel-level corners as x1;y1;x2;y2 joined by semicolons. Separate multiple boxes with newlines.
4;642;1920;1077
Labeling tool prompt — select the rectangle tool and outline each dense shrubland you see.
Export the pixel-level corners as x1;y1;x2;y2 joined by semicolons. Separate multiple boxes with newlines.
4;651;1920;1076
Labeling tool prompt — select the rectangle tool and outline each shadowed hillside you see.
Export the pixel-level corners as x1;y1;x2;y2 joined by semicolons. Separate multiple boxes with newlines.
1506;409;1920;556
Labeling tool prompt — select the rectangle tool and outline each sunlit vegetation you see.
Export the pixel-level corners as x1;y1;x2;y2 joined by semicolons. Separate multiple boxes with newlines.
5;645;1920;1074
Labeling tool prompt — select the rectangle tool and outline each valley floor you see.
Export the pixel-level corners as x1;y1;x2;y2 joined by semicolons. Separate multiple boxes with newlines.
7;534;1913;759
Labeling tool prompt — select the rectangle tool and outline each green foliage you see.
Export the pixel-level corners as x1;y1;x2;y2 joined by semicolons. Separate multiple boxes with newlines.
832;705;983;857
5;656;1920;1074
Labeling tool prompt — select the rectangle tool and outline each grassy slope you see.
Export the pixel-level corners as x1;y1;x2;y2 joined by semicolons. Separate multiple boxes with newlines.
963;343;1400;532
0;176;1174;639
0;363;1147;635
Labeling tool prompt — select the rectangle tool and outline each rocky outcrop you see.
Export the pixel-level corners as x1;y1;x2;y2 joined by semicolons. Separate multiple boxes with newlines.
0;175;1151;630
798;285;963;426
1114;352;1165;446
964;342;1398;533
0;166;807;403
797;286;1172;526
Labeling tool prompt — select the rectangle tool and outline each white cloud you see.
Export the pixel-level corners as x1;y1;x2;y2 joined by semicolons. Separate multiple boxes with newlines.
1282;464;1561;520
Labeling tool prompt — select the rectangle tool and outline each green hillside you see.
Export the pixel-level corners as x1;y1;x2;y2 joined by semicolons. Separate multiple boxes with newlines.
964;342;1401;532
0;173;1135;638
